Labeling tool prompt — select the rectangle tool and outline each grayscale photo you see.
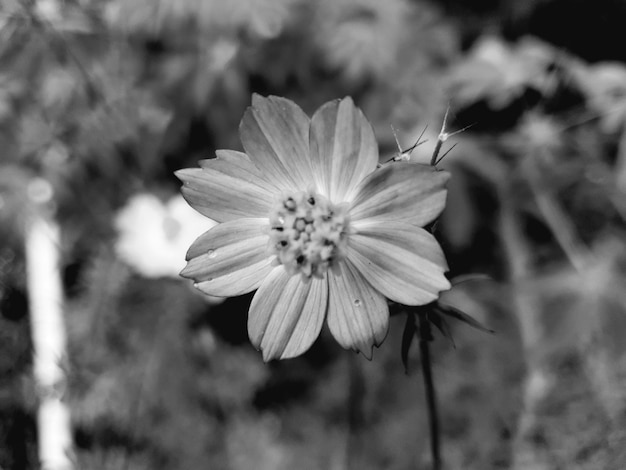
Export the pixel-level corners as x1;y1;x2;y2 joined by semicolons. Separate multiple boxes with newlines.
1;0;625;469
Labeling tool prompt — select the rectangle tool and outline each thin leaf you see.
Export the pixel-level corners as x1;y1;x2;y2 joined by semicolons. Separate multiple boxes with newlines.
435;303;495;334
401;312;417;374
428;310;456;348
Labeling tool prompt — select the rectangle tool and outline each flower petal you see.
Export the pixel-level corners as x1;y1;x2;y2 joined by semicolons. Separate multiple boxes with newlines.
350;163;450;226
181;218;273;297
248;266;328;361
176;152;278;223
309;97;379;202
347;221;451;306
327;259;389;358
199;150;275;188
240;95;313;191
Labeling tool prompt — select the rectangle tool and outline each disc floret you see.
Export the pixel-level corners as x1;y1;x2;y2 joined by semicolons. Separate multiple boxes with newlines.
269;190;349;279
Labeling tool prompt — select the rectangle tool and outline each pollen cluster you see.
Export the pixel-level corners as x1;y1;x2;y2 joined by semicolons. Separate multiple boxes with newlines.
269;191;349;279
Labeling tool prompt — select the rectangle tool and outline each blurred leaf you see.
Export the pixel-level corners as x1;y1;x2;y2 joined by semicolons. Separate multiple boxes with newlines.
107;0;296;39
428;309;456;347
434;303;494;334
32;0;92;32
76;99;138;153
75;447;153;470
18;113;55;158
448;35;559;110
206;0;297;39
226;414;287;470
314;0;410;82
39;66;79;115
576;61;626;133
401;312;416;373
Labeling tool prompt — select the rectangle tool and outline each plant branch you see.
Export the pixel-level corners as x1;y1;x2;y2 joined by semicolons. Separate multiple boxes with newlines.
498;186;552;469
521;154;590;273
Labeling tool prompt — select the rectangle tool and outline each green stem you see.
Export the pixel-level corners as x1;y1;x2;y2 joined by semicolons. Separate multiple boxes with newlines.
430;140;444;167
418;312;441;470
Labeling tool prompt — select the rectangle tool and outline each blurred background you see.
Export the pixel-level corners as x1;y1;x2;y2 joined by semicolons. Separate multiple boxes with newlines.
1;0;626;469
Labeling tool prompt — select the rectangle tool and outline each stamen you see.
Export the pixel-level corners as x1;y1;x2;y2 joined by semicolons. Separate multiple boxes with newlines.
284;197;296;211
269;191;349;279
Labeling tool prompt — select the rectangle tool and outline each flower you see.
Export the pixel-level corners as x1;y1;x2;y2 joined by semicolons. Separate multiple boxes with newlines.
176;95;450;360
115;193;217;279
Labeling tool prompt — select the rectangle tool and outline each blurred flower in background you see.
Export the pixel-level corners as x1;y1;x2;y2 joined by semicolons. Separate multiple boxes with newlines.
449;35;558;110
576;61;626;134
114;193;216;279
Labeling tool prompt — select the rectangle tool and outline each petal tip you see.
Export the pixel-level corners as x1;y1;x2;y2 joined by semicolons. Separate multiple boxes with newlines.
174;168;191;183
261;349;275;362
359;346;374;361
339;96;356;108
251;92;266;105
180;263;195;279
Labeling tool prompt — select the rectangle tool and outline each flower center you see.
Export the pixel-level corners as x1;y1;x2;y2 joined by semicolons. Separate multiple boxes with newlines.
269;190;350;279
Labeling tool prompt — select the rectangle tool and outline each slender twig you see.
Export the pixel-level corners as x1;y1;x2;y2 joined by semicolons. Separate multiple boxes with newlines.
521;154;591;273
498;186;553;469
418;312;441;470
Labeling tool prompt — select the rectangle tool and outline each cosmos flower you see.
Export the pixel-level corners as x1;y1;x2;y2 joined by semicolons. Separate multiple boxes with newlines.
177;95;450;360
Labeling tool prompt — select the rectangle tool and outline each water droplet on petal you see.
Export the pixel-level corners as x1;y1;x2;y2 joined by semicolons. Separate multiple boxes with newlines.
207;249;216;259
354;299;361;307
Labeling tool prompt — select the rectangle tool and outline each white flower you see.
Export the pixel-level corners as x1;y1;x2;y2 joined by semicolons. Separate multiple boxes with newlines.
115;193;217;279
177;95;450;360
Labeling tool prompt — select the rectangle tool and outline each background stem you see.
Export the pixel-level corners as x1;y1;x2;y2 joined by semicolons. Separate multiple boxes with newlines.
418;313;441;470
498;189;551;469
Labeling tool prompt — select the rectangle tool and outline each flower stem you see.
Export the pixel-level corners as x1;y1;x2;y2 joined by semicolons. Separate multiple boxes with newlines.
430;140;444;167
420;116;446;469
418;312;441;470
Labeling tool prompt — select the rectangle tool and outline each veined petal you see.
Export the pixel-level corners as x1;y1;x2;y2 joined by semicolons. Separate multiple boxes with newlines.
199;150;277;188
249;266;328;361
350;163;450;226
181;218;273;297
347;221;451;306
199;149;250;168
240;95;313;192
327;259;389;358
309;97;379;202
176;152;277;223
